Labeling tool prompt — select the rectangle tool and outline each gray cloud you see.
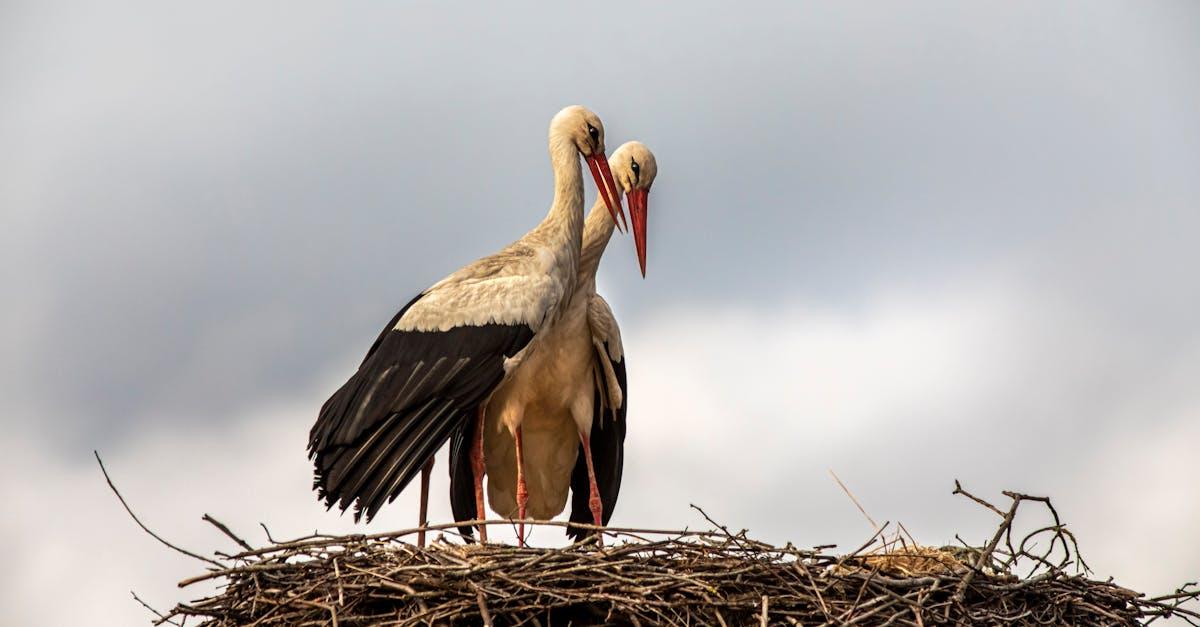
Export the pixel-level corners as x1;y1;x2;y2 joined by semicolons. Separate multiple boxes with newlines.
4;2;1199;449
4;274;1197;625
2;3;1199;622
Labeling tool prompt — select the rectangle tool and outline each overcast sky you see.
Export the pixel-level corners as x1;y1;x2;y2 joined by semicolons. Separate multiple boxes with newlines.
2;2;1199;625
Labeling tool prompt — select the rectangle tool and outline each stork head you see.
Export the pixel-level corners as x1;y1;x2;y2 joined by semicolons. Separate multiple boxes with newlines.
551;105;624;229
609;141;658;277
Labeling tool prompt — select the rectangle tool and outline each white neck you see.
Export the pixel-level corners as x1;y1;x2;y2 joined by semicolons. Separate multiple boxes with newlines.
526;130;585;301
543;133;585;230
579;196;617;282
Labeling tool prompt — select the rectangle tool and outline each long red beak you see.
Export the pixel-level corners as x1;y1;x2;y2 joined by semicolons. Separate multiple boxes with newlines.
628;188;649;277
586;153;626;231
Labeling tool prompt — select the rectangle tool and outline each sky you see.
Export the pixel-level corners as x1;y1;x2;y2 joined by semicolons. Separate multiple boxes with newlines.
2;1;1199;624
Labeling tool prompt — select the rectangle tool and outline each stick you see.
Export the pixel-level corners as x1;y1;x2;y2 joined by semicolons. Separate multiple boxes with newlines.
476;587;494;627
131;591;180;626
830;469;880;532
95;451;223;568
203;514;254;552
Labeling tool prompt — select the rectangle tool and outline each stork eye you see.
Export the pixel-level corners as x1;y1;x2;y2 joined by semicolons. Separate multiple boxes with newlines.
587;125;599;142
630;159;640;179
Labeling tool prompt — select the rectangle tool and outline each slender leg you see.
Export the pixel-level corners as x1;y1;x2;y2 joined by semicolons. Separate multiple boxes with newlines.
470;406;488;543
579;432;605;547
514;425;529;547
417;456;434;548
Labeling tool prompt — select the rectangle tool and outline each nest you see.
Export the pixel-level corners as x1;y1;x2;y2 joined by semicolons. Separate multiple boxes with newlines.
140;485;1198;627
92;452;1193;627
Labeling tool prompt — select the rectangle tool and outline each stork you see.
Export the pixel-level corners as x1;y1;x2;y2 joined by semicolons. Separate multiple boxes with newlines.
449;142;657;545
308;106;624;542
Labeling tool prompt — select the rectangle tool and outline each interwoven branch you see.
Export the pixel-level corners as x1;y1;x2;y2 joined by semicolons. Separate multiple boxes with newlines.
145;485;1199;627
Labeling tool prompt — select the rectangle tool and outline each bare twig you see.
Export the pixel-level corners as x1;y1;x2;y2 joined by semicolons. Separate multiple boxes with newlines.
952;480;1004;517
202;514;253;552
476;587;494;627
95;451;223;568
259;522;277;544
953;488;1020;605
131;591;180;626
830;469;881;532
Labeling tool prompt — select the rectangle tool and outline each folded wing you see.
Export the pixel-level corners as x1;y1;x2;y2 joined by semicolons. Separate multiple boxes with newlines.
310;267;559;523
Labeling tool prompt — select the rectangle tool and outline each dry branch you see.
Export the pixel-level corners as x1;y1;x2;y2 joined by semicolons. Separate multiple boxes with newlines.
143;485;1199;627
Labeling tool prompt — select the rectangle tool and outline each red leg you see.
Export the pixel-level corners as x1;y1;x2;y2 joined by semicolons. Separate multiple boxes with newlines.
417;456;434;548
579;432;605;547
471;407;488;543
514;425;529;547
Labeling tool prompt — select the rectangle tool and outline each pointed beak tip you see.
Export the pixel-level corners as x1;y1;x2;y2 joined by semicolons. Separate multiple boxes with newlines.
592;153;627;230
629;188;649;279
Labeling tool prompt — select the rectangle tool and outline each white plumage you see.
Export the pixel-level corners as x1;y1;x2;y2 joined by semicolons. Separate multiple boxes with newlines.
309;106;624;543
456;141;657;543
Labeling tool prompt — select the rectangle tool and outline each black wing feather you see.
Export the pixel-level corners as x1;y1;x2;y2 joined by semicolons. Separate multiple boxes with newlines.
448;412;480;539
309;293;533;522
566;344;627;541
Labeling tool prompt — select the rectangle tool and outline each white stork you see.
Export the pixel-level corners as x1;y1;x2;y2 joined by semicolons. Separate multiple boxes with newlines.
449;142;657;545
308;106;624;539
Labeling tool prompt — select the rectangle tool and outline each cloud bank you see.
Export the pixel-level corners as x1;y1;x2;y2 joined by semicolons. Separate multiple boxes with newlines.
4;269;1196;625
